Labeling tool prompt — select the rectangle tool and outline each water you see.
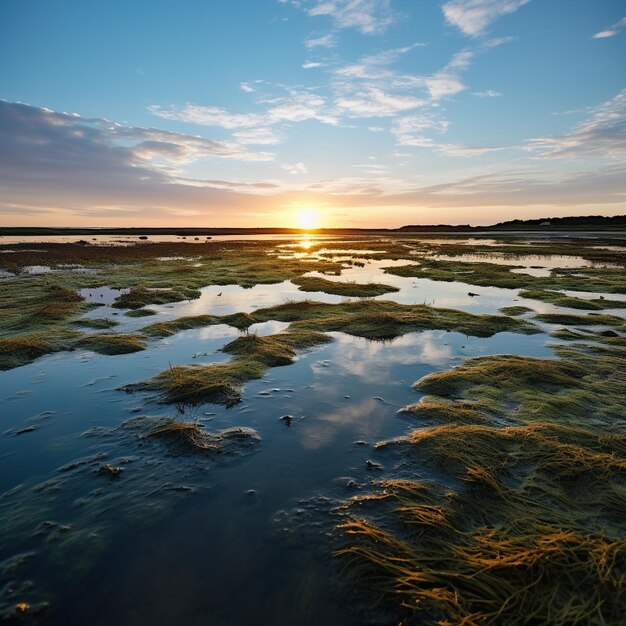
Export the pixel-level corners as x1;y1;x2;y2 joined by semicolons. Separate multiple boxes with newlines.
0;238;623;624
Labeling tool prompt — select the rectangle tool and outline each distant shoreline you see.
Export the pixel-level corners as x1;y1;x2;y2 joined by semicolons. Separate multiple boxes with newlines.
2;215;626;236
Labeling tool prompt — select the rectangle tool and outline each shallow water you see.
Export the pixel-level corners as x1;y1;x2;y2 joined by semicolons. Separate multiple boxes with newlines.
1;237;624;624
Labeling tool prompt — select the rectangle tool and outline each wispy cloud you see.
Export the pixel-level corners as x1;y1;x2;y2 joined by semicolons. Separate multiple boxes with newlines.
304;33;337;48
232;127;282;145
302;61;326;68
443;0;530;37
473;89;501;97
525;89;626;158
593;16;626;39
281;161;308;174
149;104;263;129
150;90;338;140
303;0;395;35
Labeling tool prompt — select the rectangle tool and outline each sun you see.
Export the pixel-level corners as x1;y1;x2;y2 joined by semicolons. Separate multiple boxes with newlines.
296;208;319;230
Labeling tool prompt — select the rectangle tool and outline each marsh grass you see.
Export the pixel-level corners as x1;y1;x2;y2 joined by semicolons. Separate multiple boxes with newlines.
337;342;626;624
112;285;201;309
76;333;146;355
253;299;540;340
142;315;219;337
126;329;331;406
71;318;119;329
385;258;626;295
124;308;157;317
0;330;81;370
518;289;626;310
534;312;625;327
144;419;260;453
498;305;533;316
292;275;399;297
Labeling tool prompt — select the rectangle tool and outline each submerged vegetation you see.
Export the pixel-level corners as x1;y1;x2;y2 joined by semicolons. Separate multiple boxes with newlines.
336;340;626;624
144;420;261;453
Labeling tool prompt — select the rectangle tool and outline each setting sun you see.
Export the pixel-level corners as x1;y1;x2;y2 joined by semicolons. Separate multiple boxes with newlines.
297;208;319;230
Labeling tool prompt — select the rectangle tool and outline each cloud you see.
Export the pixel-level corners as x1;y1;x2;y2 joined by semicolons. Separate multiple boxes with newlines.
150;90;337;134
525;89;626;158
281;162;308;174
240;82;255;93
391;113;503;156
442;0;530;37
304;33;337;47
391;114;450;147
302;61;326;68
232;127;282;145
473;89;501;97
2;101;623;228
304;0;395;35
336;88;425;117
149;104;263;129
593;16;626;39
332;44;473;119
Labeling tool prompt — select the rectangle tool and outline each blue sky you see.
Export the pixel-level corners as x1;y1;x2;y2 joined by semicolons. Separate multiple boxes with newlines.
1;0;625;227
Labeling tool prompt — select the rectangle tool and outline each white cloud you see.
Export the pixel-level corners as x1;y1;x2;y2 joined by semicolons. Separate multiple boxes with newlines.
281;162;308;174
305;0;395;35
304;33;337;48
302;61;326;68
593;16;626;39
525;89;626;158
149;104;263;129
232;127;282;145
268;91;338;124
442;0;530;37
240;83;255;93
473;89;501;97
392;114;450;147
336;88;425;117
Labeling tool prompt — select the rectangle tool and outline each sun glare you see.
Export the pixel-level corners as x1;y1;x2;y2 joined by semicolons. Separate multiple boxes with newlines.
297;209;319;230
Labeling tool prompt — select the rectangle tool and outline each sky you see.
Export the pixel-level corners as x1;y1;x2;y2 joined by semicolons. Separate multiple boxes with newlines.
0;0;625;228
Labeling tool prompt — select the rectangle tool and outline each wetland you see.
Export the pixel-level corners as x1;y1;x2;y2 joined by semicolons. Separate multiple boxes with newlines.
0;232;625;625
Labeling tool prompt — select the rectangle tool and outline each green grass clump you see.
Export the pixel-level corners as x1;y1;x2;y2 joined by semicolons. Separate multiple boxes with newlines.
76;333;146;355
0;330;81;370
125;308;157;317
113;285;201;309
498;305;533;316
519;289;626;310
126;329;331;406
534;312;625;327
253;299;539;340
71;318;119;329
221;330;331;366
142;315;218;337
384;258;626;295
219;312;257;330
128;360;265;406
292;275;399;297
